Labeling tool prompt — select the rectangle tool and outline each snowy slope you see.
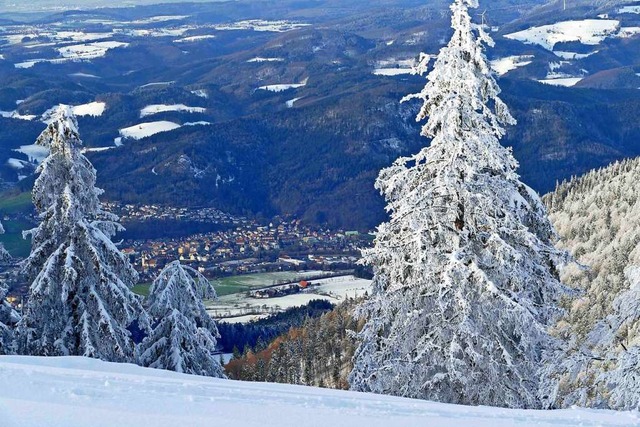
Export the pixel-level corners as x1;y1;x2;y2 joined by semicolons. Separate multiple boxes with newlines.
0;356;638;427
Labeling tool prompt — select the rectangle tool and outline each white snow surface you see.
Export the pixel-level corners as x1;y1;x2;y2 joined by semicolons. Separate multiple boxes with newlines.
248;57;285;62
286;97;302;107
58;41;129;60
174;35;216;43
130;15;189;24
619;5;640;14
553;51;597;59
504;19;620;51
140;104;206;118
538;77;583;87
258;79;308;92
213;20;310;32
191;89;208;98
0;110;36;121
6;158;30;169
72;102;106;117
119;121;181;140
0;356;637;427
13;144;49;163
69;73;100;78
373;68;413;76
490;55;534;76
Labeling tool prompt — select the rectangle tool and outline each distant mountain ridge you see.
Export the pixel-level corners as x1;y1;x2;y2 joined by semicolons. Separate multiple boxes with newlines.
1;0;640;229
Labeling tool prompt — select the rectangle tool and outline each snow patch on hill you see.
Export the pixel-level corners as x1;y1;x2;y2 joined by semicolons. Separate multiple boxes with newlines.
490;55;534;76
258;79;308;92
72;102;106;117
0;110;36;120
538;77;583;87
58;41;129;60
505;20;620;51
174;35;216;43
248;57;285;63
191;89;208;98
619;5;640;14
69;72;100;78
119;121;181;140
373;68;413;76
140;104;206;118
130;15;189;25
213;20;310;32
0;356;637;427
13;144;49;163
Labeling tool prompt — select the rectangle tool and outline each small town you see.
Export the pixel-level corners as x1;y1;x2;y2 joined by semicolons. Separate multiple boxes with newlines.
104;203;371;281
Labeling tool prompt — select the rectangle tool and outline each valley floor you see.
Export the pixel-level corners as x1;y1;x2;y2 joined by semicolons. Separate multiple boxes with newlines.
0;356;638;427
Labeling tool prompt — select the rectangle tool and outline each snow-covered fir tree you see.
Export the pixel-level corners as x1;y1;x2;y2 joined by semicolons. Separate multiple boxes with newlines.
542;158;640;409
349;0;568;408
17;105;146;362
138;261;225;378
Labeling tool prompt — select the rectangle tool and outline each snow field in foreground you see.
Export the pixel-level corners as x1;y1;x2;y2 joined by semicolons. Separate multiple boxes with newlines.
0;356;637;427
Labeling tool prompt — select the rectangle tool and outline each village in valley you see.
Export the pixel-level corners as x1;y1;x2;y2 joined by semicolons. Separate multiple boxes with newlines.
2;200;374;320
109;202;370;278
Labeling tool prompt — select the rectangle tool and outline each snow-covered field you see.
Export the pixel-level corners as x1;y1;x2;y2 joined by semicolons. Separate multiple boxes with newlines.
248;57;284;63
208;275;372;322
505;20;620;51
286;97;302;108
13;144;49;163
212;20;310;32
258;80;307;92
174;35;216;43
58;41;128;60
619;5;640;14
372;57;416;76
119;121;181;140
72;102;106;117
0;356;637;427
130;15;189;25
373;68;413;76
490;55;534;76
0;110;36;120
538;77;583;87
140;104;206;118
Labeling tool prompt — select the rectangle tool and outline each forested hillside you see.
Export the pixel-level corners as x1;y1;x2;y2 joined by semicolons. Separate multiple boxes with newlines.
543;158;640;409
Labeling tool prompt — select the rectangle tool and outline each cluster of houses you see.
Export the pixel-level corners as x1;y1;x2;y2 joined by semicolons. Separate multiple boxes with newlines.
116;208;370;281
103;202;241;225
249;280;313;299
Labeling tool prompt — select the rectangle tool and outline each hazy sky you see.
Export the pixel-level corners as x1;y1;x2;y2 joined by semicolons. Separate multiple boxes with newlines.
0;0;228;14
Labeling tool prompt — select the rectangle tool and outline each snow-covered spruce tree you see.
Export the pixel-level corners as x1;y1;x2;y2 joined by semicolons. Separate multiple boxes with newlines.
349;0;569;408
17;105;147;362
138;261;226;378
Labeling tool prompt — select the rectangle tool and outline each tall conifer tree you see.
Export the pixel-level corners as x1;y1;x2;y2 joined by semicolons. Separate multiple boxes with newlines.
138;261;225;378
349;0;568;408
17;105;146;362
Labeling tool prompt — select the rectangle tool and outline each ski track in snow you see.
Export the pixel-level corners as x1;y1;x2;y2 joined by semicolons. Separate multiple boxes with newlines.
0;356;637;427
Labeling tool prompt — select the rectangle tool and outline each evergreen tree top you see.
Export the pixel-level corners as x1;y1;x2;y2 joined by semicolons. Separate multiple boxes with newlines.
403;0;514;146
148;261;217;317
